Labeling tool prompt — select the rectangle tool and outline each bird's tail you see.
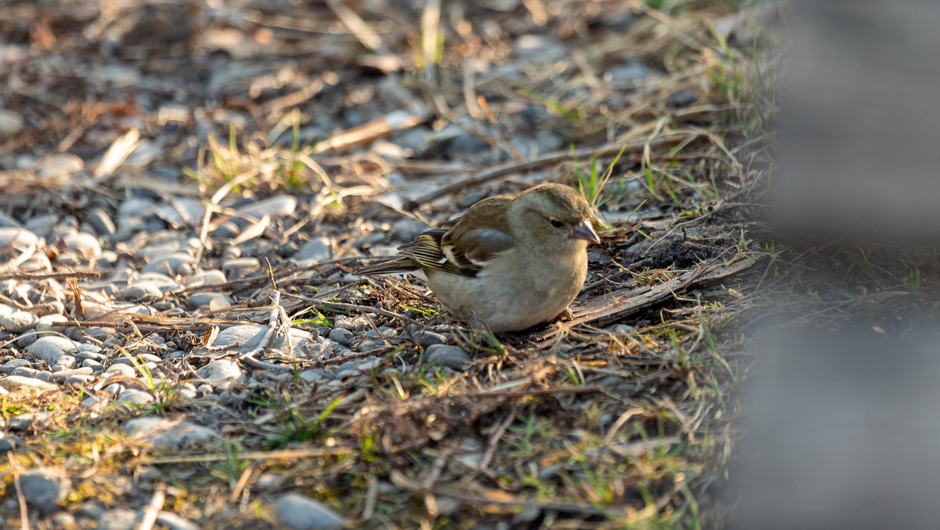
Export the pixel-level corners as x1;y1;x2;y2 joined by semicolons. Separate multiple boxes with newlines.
354;257;421;275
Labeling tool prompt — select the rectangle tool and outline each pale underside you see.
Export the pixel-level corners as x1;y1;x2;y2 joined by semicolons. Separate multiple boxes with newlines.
425;245;587;332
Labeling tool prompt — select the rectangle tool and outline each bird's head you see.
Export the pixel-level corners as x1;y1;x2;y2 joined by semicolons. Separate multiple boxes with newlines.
509;183;600;253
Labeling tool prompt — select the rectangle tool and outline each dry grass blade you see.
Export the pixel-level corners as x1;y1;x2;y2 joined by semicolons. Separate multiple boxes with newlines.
137;482;166;530
8;452;28;530
91;127;139;181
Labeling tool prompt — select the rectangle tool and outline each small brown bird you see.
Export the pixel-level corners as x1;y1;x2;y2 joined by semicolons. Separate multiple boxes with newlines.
356;183;600;332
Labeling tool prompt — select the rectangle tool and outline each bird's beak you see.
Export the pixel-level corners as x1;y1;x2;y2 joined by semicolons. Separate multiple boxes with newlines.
570;220;600;244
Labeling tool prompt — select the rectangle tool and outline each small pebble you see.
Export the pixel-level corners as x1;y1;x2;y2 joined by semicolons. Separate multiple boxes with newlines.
64;375;96;386
87;208;116;236
196;360;242;385
294;237;332;263
115;390;155;411
425;345;472;371
0;375;56;391
96;509;138;530
328;328;351;345
155;512;200;530
0;109;25;140
274;493;344;530
0;310;38;333
0;434;22;452
103;364;137;377
52;511;78;529
19;468;71;515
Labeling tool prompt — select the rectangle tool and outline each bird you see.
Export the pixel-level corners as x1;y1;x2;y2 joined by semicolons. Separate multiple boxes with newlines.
355;183;601;332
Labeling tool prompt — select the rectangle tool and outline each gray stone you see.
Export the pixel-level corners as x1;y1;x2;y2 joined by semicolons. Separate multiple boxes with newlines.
606;60;650;84
667;88;697;108
24;215;57;238
221;246;241;260
376;75;415;105
186;292;232;309
335;361;361;374
0;212;21;228
448;128;489;154
388;219;428;242
426;345;472;371
130;272;181;292
514;34;566;61
367;326;396;339
299;339;334;360
212;324;315;357
103;363;137;377
75;502;104;520
134;241;183;262
11;366;42;379
118;197;155;219
0;310;38;333
294;237;332;263
87;208;116;236
191;269;227;286
235;195;297;227
414;331;446;349
155;512;200;530
0;375;56;391
333;315;368;330
142;252;193;275
9;411;51;430
51;367;94;381
0;434;22;452
0;359;31;373
0;227;38;251
393;127;431;152
221;257;260;278
0;109;24;140
196;360;242;386
78;343;103;354
174;386;196;399
64;374;96;386
357;339;385;352
27;336;79;364
102;383;124;395
50;355;76;370
82;359;102;370
115;389;155;410
116;282;163;303
97;509;138;530
13;333;35;350
125;416;218;450
51;512;77;529
20;468;71;515
459;189;488;208
214;221;240;239
36;314;68;333
274;493;344;530
62;231;101;258
299;370;324;383
328;328;351;345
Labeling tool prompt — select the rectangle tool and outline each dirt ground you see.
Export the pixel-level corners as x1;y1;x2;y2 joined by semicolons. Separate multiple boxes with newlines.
0;1;777;528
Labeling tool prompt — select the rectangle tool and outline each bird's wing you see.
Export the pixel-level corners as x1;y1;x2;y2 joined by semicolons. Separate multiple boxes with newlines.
397;230;462;275
354;256;421;275
400;195;518;277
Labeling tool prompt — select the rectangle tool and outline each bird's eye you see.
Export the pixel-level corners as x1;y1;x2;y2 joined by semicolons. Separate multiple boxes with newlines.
549;219;564;228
